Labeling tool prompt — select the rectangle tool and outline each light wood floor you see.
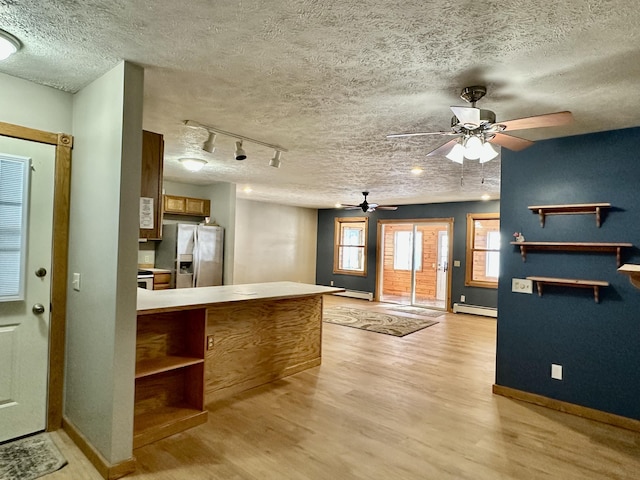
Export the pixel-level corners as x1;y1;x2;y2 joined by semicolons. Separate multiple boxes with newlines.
48;295;640;479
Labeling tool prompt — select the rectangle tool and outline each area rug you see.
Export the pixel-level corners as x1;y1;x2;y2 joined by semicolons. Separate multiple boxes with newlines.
386;305;444;317
323;306;438;337
0;433;67;480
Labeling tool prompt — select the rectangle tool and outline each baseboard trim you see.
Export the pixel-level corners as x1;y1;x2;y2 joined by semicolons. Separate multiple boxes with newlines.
63;416;137;480
492;384;640;433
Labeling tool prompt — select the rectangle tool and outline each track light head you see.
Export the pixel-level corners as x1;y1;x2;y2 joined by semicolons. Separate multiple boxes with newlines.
202;132;217;153
269;150;282;168
234;141;247;161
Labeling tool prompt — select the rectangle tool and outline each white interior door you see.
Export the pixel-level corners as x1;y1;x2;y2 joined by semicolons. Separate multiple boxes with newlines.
0;136;55;442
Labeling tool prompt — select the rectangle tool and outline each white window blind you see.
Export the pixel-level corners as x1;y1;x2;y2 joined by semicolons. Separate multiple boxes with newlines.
0;154;30;302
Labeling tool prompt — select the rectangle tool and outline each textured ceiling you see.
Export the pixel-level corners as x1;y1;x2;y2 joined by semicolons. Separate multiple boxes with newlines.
2;1;640;208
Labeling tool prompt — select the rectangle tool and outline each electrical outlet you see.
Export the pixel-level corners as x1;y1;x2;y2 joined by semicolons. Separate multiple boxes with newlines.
512;278;533;294
330;280;334;286
460;295;466;303
551;363;563;380
207;335;215;350
144;255;151;263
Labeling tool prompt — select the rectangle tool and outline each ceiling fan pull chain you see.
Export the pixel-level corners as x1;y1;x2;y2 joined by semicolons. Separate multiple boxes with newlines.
481;162;485;184
460;162;464;186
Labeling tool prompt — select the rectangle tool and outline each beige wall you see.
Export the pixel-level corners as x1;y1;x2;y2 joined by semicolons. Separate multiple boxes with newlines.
65;61;143;463
234;199;317;284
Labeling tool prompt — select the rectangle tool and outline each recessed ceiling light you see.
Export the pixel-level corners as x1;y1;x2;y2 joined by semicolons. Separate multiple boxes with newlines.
481;194;491;201
243;186;252;193
179;157;207;172
335;203;342;208
0;29;20;61
411;167;423;175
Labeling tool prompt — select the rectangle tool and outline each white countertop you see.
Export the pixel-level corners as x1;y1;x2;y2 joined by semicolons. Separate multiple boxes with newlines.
137;281;344;314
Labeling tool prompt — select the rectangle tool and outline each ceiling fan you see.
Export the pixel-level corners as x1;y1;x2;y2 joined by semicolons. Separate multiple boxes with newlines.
387;86;573;162
341;192;399;213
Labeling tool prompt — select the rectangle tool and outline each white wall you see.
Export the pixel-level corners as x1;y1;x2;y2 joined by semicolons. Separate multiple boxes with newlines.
65;62;143;463
234;199;317;284
0;72;72;132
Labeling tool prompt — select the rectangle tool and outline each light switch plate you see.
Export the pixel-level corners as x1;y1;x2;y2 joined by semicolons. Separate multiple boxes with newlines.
551;364;563;380
512;278;533;294
72;273;81;291
453;260;461;267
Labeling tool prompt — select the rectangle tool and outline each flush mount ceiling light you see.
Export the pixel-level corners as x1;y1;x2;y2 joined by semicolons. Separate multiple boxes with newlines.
179;157;207;172
269;150;282;168
184;120;288;166
234;141;247;161
0;29;21;60
202;132;217;153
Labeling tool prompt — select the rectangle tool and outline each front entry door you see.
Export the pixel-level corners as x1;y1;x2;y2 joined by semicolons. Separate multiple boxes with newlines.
0;136;56;442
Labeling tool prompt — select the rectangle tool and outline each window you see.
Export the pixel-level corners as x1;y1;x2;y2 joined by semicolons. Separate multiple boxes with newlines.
393;230;422;271
334;217;368;276
0;154;30;301
465;212;500;288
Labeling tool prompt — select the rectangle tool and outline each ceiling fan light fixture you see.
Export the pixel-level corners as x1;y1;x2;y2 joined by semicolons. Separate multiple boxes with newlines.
234;140;247;161
0;29;20;60
202;132;217;153
479;142;499;163
179;157;207;172
269;150;282;168
464;135;483;160
446;143;465;164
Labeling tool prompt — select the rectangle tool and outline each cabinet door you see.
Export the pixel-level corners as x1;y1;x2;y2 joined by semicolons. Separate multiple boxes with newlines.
164;195;186;214
140;131;164;240
185;197;210;216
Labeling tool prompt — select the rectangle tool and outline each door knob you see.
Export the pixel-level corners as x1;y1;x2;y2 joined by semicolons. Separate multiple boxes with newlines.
32;303;46;315
35;267;47;278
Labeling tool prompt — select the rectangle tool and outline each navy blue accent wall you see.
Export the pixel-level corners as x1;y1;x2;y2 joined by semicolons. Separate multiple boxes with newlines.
316;200;500;309
496;126;640;420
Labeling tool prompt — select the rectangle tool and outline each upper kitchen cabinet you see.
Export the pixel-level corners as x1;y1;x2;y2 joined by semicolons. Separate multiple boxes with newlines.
140;130;164;240
163;194;211;217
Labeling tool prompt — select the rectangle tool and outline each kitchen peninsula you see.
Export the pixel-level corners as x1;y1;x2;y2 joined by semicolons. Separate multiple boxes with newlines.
134;281;343;448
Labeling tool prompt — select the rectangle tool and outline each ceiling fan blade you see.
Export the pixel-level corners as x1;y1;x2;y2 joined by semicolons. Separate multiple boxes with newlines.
489;133;534;151
450;106;481;128
426;139;459;157
376;206;398;211
387;131;456;138
341;205;360;209
498;111;573;131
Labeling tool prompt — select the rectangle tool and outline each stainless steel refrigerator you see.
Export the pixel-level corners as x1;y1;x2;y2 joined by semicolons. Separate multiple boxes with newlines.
156;223;224;288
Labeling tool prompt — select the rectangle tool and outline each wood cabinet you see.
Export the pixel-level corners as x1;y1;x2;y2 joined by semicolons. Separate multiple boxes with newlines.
153;272;171;290
163;194;211;217
140;131;164;240
134;309;208;449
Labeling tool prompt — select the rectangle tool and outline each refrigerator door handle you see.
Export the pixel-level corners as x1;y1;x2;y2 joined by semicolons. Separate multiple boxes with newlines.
192;226;199;287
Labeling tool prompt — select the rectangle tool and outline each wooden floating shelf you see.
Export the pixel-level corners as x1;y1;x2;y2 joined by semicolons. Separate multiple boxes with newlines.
526;276;609;303
528;203;611;227
135;356;204;379
618;264;640;289
510;241;632;267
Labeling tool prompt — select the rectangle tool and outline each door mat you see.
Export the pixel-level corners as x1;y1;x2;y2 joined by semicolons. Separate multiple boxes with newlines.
323;306;438;337
0;433;67;480
386;305;444;317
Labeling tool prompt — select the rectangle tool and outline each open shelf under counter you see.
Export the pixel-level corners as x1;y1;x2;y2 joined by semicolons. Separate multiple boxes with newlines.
528;202;611;227
526;276;609;303
510;241;633;267
618;264;640;289
135;356;204;379
133;404;208;449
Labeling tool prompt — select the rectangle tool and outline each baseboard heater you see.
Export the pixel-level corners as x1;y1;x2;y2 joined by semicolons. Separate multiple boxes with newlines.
332;289;374;301
452;303;497;318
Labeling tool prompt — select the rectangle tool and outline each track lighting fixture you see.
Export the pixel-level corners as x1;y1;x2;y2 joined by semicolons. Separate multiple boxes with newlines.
202;132;217;153
184;120;287;166
269;150;282;168
0;29;20;61
179;157;207;172
234;141;247;161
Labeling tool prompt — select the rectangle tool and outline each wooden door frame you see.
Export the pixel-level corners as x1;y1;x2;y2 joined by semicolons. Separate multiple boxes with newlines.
0;121;73;431
376;218;454;311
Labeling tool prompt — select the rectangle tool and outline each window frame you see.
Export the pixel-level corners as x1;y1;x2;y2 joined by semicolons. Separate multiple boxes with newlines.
465;212;500;289
333;216;368;276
